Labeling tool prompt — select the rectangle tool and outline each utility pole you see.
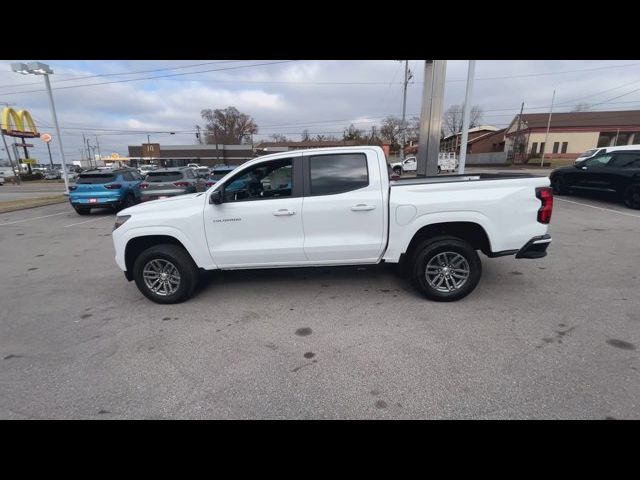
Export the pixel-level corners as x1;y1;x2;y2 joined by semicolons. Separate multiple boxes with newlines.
400;60;412;161
195;125;202;144
512;102;524;164
86;136;94;168
457;60;476;174
614;128;620;146
416;60;447;177
95;135;102;163
1;130;20;184
540;90;556;168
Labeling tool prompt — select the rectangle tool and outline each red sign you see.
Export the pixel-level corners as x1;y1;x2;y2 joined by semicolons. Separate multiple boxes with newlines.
41;133;52;143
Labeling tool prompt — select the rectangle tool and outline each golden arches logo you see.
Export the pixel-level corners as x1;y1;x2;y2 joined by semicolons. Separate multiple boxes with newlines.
1;107;40;138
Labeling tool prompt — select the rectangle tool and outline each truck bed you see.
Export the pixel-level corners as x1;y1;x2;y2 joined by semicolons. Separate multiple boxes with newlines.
390;172;543;187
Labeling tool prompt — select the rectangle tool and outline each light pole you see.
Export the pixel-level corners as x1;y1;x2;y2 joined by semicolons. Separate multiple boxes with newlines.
11;62;70;194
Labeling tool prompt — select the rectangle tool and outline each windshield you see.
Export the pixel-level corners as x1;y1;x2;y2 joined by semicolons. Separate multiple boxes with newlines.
579;149;599;158
146;171;183;182
77;174;116;184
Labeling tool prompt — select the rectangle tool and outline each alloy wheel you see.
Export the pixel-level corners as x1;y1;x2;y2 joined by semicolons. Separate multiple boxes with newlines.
425;251;470;293
142;259;181;296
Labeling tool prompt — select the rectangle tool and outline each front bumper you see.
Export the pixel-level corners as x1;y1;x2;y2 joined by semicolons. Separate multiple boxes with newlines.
516;234;552;259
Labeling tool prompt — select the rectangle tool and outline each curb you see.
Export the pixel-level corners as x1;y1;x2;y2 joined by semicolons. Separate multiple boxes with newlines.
0;196;67;215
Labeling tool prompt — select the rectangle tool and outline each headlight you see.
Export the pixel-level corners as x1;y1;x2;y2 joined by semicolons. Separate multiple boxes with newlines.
113;215;131;231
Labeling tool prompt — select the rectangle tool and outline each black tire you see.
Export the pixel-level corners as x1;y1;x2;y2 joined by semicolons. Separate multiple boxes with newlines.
437;166;442;174
74;206;91;215
115;192;135;212
551;176;568;195
410;236;482;302
133;244;200;304
624;184;640;209
393;167;402;176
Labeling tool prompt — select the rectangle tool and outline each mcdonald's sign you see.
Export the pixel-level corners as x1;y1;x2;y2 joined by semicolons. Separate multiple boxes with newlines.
1;107;40;138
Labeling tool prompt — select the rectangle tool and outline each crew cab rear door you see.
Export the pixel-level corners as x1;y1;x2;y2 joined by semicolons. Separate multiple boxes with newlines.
301;149;386;263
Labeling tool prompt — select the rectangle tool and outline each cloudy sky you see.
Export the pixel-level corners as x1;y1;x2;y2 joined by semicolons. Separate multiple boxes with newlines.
1;59;640;165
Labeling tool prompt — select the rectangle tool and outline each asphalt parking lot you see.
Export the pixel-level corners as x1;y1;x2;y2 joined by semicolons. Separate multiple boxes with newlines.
1;192;639;419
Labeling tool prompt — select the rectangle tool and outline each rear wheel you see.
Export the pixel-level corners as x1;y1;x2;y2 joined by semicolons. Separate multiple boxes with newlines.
115;192;135;212
410;236;482;302
393;166;402;176
624;184;640;209
74;206;91;215
133;244;200;304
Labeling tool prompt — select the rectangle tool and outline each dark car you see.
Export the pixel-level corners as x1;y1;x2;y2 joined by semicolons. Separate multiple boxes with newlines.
204;166;235;188
550;149;640;209
69;168;144;214
139;167;201;202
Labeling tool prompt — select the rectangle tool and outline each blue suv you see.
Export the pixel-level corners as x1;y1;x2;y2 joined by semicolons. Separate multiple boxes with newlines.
69;168;144;215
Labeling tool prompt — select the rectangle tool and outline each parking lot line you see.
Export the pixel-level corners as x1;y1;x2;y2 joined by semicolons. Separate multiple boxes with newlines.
0;211;67;227
63;216;113;228
555;198;640;219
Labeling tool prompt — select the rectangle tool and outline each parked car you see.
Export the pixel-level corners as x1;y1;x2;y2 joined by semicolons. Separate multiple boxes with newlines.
204;166;236;188
44;169;60;180
194;166;211;179
112;146;553;304
0;174;4;186
574;144;640;165
550;148;640;209
69;168;144;215
139;167;201;202
138;164;158;176
187;163;200;169
390;154;459;175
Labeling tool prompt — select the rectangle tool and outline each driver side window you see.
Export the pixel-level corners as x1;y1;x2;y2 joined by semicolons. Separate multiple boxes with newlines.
222;159;293;202
584;154;613;167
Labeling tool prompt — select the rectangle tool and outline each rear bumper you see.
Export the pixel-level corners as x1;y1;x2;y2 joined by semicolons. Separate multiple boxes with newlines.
516;234;552;259
69;196;123;207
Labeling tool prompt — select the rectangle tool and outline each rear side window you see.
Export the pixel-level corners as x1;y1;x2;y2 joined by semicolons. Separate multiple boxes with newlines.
146;171;183;182
309;153;368;195
77;174;116;184
609;152;640;168
185;169;196;179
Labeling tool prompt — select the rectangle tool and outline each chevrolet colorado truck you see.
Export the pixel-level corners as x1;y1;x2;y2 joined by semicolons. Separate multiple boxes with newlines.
112;146;553;304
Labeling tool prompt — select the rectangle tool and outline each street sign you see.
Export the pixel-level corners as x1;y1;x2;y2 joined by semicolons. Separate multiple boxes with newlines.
41;133;52;143
142;143;160;157
14;143;34;148
23;158;37;164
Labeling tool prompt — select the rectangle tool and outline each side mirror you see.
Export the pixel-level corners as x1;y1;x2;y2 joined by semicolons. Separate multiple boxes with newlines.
209;189;223;205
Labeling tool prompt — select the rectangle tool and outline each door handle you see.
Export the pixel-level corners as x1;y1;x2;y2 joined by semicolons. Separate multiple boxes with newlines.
351;204;376;211
273;209;296;216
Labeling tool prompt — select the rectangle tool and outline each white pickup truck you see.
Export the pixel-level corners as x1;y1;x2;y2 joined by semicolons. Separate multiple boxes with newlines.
112;146;553;304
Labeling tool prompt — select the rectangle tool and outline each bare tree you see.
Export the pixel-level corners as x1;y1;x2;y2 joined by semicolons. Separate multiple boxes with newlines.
269;134;290;143
343;124;365;142
301;129;311;141
200;106;258;144
572;103;591;112
379;116;402;145
443;104;483;136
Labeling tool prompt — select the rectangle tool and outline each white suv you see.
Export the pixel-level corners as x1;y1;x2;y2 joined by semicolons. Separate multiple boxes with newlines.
575;145;640;164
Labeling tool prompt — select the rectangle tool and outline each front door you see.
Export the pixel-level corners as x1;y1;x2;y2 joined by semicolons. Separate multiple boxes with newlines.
301;150;386;263
204;156;306;268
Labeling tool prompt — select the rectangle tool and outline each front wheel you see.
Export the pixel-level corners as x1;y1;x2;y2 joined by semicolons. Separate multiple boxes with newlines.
133;244;200;304
624;184;640;209
411;236;482;302
393;166;402;176
551;176;568;195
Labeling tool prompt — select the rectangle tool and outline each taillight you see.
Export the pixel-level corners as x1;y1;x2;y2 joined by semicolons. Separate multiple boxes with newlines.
68;185;77;191
536;186;553;224
205;181;215;188
173;181;190;187
140;183;149;189
105;183;122;190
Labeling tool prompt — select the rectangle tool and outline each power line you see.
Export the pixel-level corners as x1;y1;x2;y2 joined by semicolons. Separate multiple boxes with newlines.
0;61;299;95
0;60;250;90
